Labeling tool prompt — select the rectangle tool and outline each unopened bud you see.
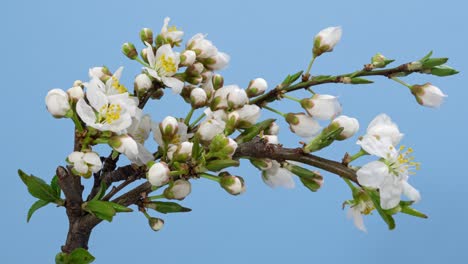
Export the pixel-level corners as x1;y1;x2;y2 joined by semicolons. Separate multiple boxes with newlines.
371;53;394;68
134;73;153;93
147;162;170;187
313;26;342;57
212;74;224;90
164;180;191;200
140;28;153;45
190;88;207;108
411;83;447;108
327;115;359;140
45;89;71;118
180;50;196;66
246;78;268;97
160;116;179;142
220;174;245;195
67;86;84;101
122;42;138;60
265;122;279;135
148;217;164;231
250;158;273;170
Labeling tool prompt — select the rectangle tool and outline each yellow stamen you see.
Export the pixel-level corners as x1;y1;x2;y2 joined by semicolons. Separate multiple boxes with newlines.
111;76;127;93
158;54;176;74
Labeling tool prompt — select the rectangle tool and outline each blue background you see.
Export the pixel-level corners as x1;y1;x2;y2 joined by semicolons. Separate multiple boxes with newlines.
2;0;467;263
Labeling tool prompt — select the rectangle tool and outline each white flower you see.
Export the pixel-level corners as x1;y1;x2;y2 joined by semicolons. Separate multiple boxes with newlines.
127;112;152;144
302;94;342;120
147;162;170;187
45;89;71;118
262;161;295;189
67;86;84;101
286;113;322;140
145;43;184;94
247;78;268;97
186;33;218;59
347;199;373;232
364;114;403;146
235;104;261;127
88;67;128;95
190;87;207;108
134;73;153;93
88;67;107;80
76;84;136;133
160;17;184;45
212;85;239;110
332;115;359;140
206;52;230;71
220;175;245;195
164;179;191;200
180;50;196;66
67;151;102;178
226;138;238;157
411;83;447;108
357;136;421;209
313;26;342;56
198;118;226;141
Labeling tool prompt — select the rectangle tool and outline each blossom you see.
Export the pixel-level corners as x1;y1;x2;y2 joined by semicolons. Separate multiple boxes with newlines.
67;151;102;178
301;94;342;120
356;135;421;209
88;67;128;95
364;114;403;146
206;52;230;71
186;33;218;59
313;26;342;57
198;117;226;141
45;89;71;118
411;83;447;108
160;17;184;45
127;112;154;166
331;115;359;140
346;199;374;232
76;83;137;133
262;161;295;189
234;104;261;127
285;113;322;140
145;43;184;94
246;78;268;97
147;162;170;187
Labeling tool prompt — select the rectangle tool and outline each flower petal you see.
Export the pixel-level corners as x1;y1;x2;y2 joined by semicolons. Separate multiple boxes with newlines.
356;161;387;188
162;77;184;94
402;181;421;202
76;98;97;127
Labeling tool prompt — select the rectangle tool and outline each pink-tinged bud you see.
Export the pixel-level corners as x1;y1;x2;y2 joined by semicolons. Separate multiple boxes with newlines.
313;26;342;57
147;162;170;187
164;180;191;200
246;78;268;97
411;83;447;108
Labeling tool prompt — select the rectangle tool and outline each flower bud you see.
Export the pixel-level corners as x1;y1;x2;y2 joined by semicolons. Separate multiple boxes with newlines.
163;180;191;200
186;62;204;77
410;83;447;108
300;94;342;120
122;42;138;60
328;115;359;140
206;52;230;71
148;217;164;231
197;118;226;141
285;113;322;139
160;116;179;141
190;87;207;108
45;89;71;118
66;151;102;178
371;53;394;68
313;26;342;57
147;162;170;187
139;28;153;45
89;66;111;82
227;88;248;109
250;158;273;170
109;135;139;160
246;78;268;97
67;86;84;101
220;174;245;195
212;74;224;90
265;121;279;135
262;135;279;144
180;50;196;66
167;141;193;161
134;73;153;93
140;47;149;63
235;104;261;128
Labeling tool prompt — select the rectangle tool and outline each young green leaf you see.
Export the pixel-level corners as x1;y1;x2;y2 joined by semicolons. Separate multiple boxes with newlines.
430;65;459;76
108;202;133;213
56;248;95;264
400;203;428;219
205;159;240;171
83;200;116;222
27;200;50;222
50;175;61;198
366;189;396;230
145;201;192;214
91;182;107;201
18;169;61;203
235;118;276;144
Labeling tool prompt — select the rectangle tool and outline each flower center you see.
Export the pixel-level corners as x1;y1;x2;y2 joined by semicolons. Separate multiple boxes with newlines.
167;26;178;32
387;145;420;176
111;76;127;93
99;104;122;124
157;54;176;75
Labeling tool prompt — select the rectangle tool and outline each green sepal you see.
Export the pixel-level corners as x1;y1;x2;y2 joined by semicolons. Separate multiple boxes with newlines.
351;77;373;84
400;202;428;218
191;134;203;161
18;169;61;204
55;248;95;264
366;189;396;230
303;127;343;153
235;118;276;144
299;176;322;192
282;70;303;85
206;159;240;171
145;201;192;214
430;65;459;77
288;164;323;192
27;200;50;222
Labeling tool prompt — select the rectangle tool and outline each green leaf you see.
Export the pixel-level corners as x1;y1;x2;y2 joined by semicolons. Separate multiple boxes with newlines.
146;201;192;214
235;118;276;144
420;50;433;62
91;182;107;201
50;175;61;198
83;200;116;222
366;189;396;230
27;200;49;222
400;204;428;219
18;169;60;203
282;70;303;85
350;77;373;84
206;159;240;171
430;65;459;76
311;75;332;82
108;202;133;213
421;57;448;69
56;248;95;264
